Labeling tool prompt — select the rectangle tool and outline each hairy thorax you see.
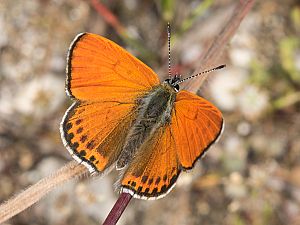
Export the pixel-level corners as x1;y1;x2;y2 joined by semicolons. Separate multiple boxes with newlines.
116;82;176;169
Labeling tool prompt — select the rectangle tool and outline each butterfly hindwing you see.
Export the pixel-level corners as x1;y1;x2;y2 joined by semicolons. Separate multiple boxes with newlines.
61;101;137;173
172;90;223;169
120;125;181;200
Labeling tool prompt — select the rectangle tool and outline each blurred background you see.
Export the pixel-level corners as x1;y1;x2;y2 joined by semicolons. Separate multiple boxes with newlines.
0;0;300;224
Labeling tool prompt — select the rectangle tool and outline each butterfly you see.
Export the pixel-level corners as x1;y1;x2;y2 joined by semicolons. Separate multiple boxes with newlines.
60;28;224;200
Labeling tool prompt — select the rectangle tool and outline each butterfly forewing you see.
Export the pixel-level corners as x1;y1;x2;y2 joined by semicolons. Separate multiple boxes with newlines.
172;90;223;169
66;33;160;101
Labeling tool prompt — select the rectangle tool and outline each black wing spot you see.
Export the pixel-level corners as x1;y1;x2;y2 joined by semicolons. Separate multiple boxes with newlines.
141;176;148;183
72;142;79;149
170;175;177;184
77;127;83;134
79;150;86;156
163;174;168;182
152;188;158;195
137;186;143;193
144;188;150;194
86;140;96;150
80;135;87;143
66;122;72;130
66;133;74;142
76;119;82;125
148;178;153;185
161;185;167;193
155;177;161;185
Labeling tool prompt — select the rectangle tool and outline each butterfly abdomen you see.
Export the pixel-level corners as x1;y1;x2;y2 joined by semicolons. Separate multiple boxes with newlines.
116;83;176;169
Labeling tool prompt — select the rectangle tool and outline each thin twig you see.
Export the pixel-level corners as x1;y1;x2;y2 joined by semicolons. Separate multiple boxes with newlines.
0;161;89;224
102;193;132;225
182;0;255;92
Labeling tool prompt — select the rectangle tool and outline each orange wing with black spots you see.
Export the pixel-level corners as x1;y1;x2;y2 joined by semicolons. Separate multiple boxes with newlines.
120;90;223;199
172;90;223;170
66;33;160;102
121;126;181;200
61;101;136;173
61;33;160;173
61;32;224;199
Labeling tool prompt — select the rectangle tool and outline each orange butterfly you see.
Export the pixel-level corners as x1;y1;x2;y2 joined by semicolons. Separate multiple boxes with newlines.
60;29;224;200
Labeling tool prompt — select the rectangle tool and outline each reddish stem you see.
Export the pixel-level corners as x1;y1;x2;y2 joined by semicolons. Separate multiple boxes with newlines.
102;193;132;225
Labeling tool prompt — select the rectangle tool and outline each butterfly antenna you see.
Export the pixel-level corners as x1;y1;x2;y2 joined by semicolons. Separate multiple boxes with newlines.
176;64;226;85
167;22;172;79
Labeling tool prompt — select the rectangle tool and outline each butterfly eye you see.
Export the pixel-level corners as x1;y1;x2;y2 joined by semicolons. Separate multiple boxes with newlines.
173;84;180;92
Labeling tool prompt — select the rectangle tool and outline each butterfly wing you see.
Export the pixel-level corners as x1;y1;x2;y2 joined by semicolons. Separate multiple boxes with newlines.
61;101;136;173
66;33;160;101
120;125;180;200
172;90;223;169
120;90;223;199
61;33;160;173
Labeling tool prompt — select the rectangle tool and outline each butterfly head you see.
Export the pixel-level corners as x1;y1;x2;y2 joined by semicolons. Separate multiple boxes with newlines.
164;74;181;92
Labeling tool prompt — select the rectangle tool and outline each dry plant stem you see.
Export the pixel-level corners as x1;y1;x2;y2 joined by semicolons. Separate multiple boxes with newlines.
182;0;255;92
0;161;88;224
102;193;132;225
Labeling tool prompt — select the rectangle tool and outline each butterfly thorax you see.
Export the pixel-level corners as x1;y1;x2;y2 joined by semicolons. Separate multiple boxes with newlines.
116;83;177;169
